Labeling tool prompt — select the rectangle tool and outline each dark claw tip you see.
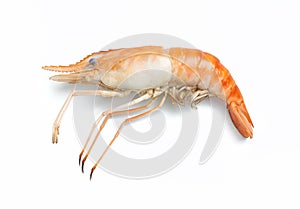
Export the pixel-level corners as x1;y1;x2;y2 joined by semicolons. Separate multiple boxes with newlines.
81;162;85;173
90;168;95;180
79;152;83;166
81;156;88;173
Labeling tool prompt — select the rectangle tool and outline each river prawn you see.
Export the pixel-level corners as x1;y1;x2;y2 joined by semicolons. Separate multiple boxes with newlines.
43;46;254;179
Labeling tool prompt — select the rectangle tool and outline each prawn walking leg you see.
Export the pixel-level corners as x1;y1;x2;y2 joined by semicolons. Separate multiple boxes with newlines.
52;89;130;143
89;91;168;180
80;89;163;172
79;92;156;165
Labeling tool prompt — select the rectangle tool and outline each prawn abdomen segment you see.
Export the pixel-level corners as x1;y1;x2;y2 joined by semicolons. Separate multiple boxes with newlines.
168;48;203;86
101;54;173;90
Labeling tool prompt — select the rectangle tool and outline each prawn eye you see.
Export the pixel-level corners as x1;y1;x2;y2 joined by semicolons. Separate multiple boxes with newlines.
89;58;96;65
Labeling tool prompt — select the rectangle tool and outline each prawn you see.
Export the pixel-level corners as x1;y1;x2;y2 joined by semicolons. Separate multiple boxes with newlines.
43;46;253;179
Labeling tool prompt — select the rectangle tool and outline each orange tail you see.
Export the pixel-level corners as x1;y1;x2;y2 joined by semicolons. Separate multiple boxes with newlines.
227;86;254;138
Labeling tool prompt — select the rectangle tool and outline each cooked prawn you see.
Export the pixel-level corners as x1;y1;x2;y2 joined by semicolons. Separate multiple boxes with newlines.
43;46;253;179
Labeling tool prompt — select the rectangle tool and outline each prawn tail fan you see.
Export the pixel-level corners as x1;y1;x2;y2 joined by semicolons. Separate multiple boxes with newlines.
228;101;254;138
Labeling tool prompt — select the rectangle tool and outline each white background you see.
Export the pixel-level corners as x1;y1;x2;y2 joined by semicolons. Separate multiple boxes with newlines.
1;0;299;208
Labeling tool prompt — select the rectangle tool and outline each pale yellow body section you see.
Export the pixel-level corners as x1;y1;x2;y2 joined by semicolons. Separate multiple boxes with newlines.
91;46;225;100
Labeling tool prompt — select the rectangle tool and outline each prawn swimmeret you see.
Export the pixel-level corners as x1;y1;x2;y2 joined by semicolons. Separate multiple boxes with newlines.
43;46;253;179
